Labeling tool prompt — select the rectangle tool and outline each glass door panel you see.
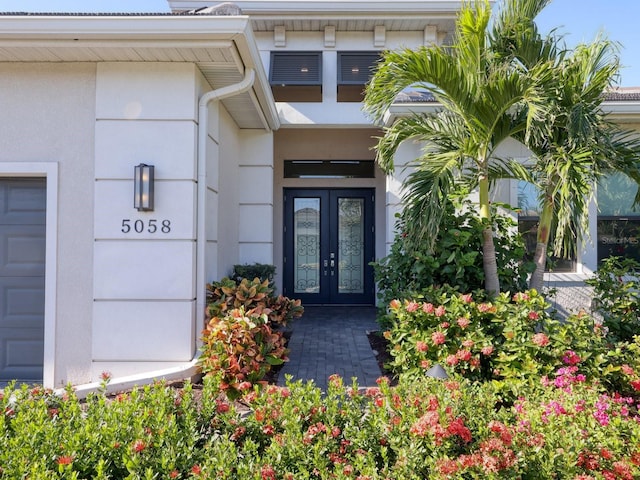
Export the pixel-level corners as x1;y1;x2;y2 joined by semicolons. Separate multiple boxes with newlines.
293;198;320;294
337;197;364;294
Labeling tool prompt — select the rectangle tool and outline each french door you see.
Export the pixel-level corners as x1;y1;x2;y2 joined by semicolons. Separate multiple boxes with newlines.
283;188;375;305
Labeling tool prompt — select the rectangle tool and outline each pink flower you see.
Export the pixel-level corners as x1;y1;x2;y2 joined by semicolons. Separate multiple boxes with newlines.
622;364;635;376
460;293;473;303
389;299;401;310
528;311;540;321
481;345;494;356
477;303;495;313
406;301;419;312
512;292;529;302
456;349;472;362
434;306;446;317
416;341;428;352
446;354;459;366
462;339;474;348
100;371;112;382
422;303;435;314
432;331;446;345
532;333;549;347
457;317;470;329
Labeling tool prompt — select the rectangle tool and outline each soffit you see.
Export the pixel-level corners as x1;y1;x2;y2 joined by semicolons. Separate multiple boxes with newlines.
170;1;462;33
0;15;277;130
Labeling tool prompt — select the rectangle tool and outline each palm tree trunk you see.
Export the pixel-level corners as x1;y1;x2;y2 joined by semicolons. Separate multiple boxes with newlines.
478;174;500;295
528;199;554;292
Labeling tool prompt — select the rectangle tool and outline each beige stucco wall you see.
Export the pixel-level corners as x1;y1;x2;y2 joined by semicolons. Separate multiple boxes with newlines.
273;128;385;292
0;62;96;386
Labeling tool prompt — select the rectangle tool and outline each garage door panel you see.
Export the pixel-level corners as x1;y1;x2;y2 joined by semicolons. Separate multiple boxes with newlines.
0;334;44;382
0;278;45;328
0;226;46;276
0;179;46;225
0;177;46;384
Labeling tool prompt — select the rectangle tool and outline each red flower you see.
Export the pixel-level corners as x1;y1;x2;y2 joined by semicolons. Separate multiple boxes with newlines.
57;455;74;466
416;341;428;352
528;311;540;321
169;470;179;478
191;464;202;475
460;293;473;303
261;465;276;480
132;440;146;453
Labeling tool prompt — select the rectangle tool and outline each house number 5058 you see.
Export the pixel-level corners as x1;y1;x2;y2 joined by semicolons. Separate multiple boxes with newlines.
121;219;172;234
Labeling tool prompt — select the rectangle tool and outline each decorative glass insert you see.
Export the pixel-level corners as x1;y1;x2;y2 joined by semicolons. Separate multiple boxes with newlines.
338;198;364;294
294;198;320;294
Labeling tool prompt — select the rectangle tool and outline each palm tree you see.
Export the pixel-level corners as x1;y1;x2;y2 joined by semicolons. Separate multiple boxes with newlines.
494;4;640;291
363;0;549;295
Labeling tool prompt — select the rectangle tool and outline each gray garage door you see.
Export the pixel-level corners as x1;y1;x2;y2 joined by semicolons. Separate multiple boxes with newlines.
0;178;46;384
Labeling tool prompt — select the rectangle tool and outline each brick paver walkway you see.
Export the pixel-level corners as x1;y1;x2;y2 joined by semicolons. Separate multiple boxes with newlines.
277;306;381;391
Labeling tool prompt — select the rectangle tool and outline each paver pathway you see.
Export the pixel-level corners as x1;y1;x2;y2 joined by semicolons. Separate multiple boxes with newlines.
277;306;382;391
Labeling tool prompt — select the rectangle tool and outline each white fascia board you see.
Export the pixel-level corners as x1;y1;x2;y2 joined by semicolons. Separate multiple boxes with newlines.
171;1;473;15
383;103;442;127
0;15;252;41
602;101;640;123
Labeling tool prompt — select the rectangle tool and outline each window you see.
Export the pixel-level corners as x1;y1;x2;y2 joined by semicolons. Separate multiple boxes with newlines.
270;52;322;102
284;160;375;179
517;181;576;272
597;173;640;263
337;52;380;102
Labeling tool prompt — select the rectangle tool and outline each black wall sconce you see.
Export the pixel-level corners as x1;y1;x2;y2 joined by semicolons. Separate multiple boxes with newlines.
134;163;154;211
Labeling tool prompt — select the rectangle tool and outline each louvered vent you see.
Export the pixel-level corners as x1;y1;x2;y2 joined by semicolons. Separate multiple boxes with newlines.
270;52;322;85
338;52;380;85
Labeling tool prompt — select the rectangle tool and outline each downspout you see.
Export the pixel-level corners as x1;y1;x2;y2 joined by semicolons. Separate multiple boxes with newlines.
196;67;256;330
56;68;257;400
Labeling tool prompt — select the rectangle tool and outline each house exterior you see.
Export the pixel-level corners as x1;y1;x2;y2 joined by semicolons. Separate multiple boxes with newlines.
0;0;638;390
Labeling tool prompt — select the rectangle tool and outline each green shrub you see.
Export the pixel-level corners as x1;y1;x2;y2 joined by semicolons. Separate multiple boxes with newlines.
586;256;640;343
372;198;534;307
231;263;276;286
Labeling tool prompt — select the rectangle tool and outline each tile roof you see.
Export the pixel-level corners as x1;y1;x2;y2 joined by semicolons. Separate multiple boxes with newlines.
393;88;640;104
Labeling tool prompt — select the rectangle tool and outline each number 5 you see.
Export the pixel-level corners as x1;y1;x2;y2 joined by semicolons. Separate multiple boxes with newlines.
148;219;157;233
121;219;131;233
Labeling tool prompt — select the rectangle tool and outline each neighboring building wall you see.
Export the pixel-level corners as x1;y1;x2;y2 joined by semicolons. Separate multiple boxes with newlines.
92;62;201;380
0;63;96;386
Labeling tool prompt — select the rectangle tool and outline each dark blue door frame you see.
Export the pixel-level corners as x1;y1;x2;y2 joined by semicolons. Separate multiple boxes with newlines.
283;188;375;305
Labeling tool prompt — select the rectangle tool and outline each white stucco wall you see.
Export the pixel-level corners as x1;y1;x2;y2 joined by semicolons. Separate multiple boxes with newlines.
0;63;96;386
92;62;200;378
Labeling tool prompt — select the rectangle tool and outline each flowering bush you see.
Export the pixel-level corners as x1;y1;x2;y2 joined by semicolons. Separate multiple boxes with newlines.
382;289;613;400
3;370;640;478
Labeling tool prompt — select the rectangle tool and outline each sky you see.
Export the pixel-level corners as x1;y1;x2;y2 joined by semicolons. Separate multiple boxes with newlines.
1;0;639;86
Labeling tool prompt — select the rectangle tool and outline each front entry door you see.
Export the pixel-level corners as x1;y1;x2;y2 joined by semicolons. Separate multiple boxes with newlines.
283;189;375;305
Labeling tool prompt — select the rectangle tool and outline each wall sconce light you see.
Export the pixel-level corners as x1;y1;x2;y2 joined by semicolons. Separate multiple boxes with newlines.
134;163;154;211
